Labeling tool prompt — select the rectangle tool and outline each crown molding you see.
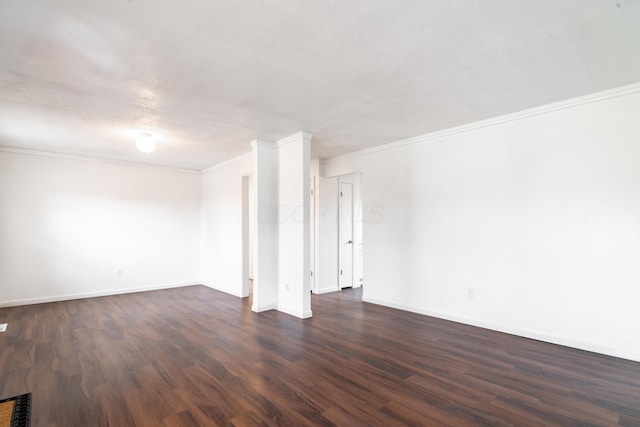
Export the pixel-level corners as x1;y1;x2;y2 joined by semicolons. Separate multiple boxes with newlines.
250;139;276;149
275;131;312;147
326;81;640;162
200;151;252;174
0;146;200;174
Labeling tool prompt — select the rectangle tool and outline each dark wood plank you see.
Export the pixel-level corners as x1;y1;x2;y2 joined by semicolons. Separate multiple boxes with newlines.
1;285;639;426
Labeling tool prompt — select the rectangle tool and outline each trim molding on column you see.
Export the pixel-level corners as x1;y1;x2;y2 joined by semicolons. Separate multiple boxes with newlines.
276;132;312;147
250;140;277;150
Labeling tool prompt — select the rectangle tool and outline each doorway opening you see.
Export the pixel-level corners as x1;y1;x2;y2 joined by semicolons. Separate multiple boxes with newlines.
309;169;363;298
241;174;253;303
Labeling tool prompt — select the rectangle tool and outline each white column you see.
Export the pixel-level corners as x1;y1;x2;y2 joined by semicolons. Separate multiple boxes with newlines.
276;132;312;318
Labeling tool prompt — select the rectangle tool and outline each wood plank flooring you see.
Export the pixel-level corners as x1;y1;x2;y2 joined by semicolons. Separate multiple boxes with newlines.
1;285;640;426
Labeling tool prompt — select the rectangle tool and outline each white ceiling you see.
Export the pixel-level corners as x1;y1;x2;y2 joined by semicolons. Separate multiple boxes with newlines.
1;0;639;170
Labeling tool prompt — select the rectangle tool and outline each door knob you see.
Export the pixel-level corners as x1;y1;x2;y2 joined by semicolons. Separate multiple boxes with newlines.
348;240;353;244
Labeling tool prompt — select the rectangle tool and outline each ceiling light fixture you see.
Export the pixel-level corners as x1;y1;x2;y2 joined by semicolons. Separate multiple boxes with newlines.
136;133;155;153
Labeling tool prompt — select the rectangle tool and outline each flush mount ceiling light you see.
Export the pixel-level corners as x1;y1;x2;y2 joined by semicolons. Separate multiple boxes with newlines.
136;133;155;153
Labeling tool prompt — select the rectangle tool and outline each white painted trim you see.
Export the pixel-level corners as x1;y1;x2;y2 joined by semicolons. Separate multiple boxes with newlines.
0;134;316;175
362;296;640;363
275;132;312;147
0;281;200;308
0;146;200;174
252;303;278;313
0;144;255;176
201;152;252;174
277;305;313;319
250;140;276;150
313;287;340;295
327;82;640;162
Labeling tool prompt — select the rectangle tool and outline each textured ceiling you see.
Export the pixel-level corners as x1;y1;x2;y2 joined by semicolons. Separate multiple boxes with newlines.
1;0;640;170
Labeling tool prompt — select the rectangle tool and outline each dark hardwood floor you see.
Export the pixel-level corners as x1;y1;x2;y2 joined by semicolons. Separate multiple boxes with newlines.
1;285;640;426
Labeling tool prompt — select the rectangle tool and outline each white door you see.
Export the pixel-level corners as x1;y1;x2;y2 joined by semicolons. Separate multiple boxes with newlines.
339;181;354;288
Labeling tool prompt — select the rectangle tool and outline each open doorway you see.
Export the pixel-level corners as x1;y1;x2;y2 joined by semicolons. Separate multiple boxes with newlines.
311;168;363;297
310;177;316;293
241;174;253;302
338;175;363;291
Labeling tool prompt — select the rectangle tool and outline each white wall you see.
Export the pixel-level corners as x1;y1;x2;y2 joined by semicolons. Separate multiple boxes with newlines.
324;85;640;362
0;150;201;306
200;154;251;297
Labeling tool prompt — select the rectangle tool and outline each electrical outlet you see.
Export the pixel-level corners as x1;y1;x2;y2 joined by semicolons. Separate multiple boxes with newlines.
285;283;289;291
467;288;475;300
117;269;124;277
0;323;7;333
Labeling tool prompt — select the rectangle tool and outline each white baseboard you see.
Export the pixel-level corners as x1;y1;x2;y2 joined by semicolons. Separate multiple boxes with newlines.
0;281;200;308
252;303;277;313
313;286;340;295
362;296;640;363
277;305;313;319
